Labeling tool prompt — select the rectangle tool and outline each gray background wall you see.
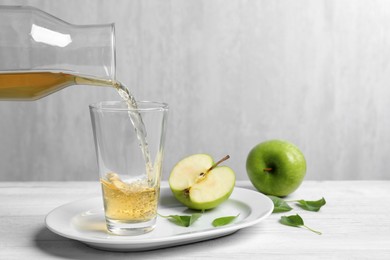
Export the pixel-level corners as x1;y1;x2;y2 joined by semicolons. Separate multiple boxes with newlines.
1;0;389;181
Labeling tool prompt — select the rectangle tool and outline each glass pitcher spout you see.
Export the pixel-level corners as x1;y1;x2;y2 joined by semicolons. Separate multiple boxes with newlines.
0;5;116;100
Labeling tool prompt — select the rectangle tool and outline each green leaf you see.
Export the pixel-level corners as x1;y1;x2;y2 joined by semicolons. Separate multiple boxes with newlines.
159;213;202;227
280;214;304;227
280;214;322;235
268;196;293;213
295;197;326;212
212;214;240;227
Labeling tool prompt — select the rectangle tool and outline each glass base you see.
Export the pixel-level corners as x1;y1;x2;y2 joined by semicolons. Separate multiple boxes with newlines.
105;217;156;236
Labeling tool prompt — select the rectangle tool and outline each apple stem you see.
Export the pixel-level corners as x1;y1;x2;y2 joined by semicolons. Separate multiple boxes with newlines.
208;155;230;172
263;168;273;172
195;155;230;185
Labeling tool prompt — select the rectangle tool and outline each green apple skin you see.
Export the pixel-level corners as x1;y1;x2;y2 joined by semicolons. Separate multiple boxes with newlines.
169;154;235;210
246;140;306;197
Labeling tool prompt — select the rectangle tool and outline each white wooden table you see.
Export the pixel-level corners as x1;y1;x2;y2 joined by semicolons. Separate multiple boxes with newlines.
1;181;390;259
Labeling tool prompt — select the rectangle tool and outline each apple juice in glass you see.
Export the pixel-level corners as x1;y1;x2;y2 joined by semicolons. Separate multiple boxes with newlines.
100;173;159;222
90;101;168;235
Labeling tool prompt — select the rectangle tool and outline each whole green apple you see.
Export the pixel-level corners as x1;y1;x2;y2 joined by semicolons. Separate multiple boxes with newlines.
246;140;306;197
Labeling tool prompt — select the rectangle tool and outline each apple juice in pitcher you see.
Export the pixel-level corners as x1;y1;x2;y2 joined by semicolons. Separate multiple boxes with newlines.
0;71;115;100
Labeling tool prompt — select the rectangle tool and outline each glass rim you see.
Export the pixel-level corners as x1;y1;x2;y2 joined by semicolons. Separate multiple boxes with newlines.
89;100;169;112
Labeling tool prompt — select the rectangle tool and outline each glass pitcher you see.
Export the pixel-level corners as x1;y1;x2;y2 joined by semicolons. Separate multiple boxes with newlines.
0;5;116;100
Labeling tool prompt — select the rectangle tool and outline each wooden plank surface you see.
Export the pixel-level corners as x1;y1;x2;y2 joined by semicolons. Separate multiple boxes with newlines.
1;181;390;259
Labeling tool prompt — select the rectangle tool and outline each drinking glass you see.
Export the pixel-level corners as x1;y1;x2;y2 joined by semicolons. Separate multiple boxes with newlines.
89;101;168;235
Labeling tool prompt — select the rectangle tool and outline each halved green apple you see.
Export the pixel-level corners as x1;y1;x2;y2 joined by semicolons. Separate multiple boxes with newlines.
169;154;235;210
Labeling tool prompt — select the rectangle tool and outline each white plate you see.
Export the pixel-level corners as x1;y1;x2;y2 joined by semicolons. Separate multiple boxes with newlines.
45;186;273;251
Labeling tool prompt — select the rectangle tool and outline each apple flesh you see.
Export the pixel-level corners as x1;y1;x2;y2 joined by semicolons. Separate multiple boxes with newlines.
169;154;235;210
246;140;306;197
